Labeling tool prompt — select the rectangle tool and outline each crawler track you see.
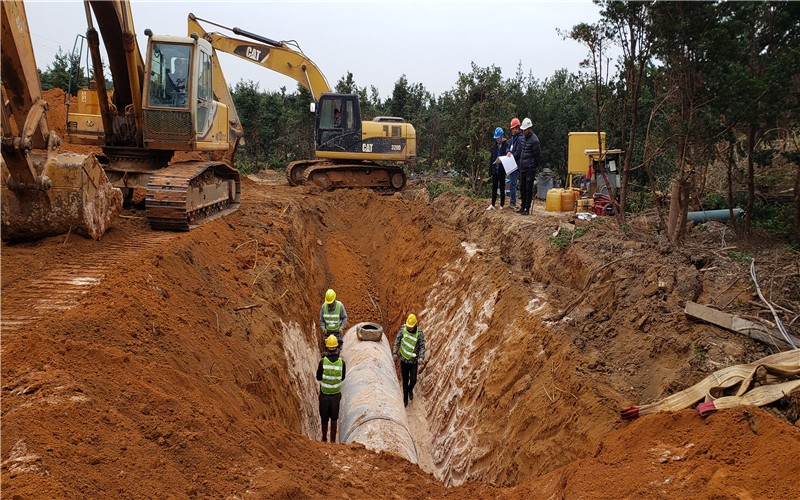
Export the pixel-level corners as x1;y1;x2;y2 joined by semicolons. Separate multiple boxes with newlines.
146;161;240;231
0;232;174;333
302;162;406;191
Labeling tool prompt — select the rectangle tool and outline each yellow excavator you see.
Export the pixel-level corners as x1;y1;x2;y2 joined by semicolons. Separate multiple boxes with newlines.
1;0;122;241
66;0;242;230
188;14;416;191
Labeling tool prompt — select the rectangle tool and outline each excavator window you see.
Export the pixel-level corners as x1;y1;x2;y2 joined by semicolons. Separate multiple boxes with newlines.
147;43;191;109
196;50;213;135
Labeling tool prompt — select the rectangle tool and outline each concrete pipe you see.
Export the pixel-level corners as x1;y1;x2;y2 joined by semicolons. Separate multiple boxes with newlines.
338;322;418;463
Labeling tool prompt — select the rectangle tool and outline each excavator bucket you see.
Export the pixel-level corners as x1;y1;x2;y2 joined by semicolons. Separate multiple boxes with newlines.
1;151;122;241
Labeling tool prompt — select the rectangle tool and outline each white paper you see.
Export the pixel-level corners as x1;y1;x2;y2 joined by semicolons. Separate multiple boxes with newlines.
499;155;517;175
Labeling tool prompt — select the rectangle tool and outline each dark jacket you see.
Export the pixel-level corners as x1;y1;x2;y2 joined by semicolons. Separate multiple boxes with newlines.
489;139;510;176
519;131;542;173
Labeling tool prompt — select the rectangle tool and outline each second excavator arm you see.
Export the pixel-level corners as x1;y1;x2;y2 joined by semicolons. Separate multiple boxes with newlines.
188;13;331;102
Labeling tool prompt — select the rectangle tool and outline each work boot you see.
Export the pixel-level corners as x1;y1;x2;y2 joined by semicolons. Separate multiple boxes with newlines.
403;392;408;407
518;207;525;214
409;388;414;401
330;421;337;444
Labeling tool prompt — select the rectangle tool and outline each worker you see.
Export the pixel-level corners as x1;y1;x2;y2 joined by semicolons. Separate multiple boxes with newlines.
319;289;348;348
518;117;542;216
392;313;426;407
507;117;523;209
316;335;346;442
487;127;509;211
333;108;342;128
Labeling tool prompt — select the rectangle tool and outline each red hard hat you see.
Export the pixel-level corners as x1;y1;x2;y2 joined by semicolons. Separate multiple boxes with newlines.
510;117;521;128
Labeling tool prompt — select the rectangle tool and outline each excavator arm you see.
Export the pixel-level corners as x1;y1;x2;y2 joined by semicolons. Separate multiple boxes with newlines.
82;0;146;146
188;14;331;101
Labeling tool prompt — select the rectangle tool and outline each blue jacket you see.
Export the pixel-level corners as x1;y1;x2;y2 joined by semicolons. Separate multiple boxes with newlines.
509;133;523;172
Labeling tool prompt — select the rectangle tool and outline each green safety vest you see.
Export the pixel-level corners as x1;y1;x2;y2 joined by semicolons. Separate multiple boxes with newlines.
399;326;420;361
323;301;343;332
320;356;343;395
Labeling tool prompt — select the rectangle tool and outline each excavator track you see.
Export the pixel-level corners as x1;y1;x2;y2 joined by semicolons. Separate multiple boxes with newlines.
145;161;240;231
301;162;406;192
285;159;325;186
1;231;174;334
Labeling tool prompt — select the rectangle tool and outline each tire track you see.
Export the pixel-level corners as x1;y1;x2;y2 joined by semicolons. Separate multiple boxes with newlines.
1;233;175;333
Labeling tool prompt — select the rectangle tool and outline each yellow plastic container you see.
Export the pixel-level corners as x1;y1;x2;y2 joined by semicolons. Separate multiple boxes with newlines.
546;188;564;212
575;197;593;213
560;189;576;212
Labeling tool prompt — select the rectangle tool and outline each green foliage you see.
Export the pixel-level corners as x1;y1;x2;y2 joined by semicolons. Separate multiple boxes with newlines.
425;178;475;202
197;0;799;244
726;250;752;264
752;201;794;239
693;344;708;361
548;227;590;248
39;48;87;95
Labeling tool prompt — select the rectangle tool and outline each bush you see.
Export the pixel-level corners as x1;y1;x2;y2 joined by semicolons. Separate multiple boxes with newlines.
548;227;590;248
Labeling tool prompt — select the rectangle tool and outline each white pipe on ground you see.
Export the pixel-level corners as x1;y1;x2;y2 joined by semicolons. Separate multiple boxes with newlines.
338;322;418;463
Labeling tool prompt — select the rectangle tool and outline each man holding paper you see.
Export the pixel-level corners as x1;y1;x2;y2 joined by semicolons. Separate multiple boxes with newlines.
487;127;510;210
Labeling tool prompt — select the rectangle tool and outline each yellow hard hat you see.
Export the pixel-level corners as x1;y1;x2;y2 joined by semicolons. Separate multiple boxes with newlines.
325;335;339;348
405;313;417;328
325;289;336;304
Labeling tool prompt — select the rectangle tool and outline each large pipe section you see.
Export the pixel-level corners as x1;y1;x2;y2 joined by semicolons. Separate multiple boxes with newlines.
338;322;418;463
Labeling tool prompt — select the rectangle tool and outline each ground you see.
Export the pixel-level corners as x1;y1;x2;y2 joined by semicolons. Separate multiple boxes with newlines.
1;90;799;498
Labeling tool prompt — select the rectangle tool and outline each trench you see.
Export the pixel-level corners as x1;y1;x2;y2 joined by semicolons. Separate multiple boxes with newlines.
1;181;605;494
272;188;569;487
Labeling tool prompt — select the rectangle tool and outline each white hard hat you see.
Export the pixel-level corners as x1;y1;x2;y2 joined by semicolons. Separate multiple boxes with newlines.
520;118;533;130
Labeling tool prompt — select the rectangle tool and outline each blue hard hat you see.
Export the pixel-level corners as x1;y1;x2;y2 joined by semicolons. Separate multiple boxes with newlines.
493;127;504;139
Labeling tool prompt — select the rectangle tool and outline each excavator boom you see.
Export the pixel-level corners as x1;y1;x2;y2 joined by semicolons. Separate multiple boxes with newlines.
188;14;331;101
1;0;121;241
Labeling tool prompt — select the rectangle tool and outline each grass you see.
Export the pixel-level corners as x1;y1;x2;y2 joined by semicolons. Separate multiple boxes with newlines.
694;344;708;361
726;250;752;264
549;227;590;248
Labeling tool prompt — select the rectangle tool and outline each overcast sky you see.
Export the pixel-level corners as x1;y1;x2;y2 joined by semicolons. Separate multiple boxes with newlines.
25;0;604;99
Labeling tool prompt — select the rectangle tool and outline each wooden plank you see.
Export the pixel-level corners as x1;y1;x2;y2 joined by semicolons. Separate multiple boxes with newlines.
685;301;797;350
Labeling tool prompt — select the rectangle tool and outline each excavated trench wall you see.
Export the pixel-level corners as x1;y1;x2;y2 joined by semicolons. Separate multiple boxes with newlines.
273;190;580;487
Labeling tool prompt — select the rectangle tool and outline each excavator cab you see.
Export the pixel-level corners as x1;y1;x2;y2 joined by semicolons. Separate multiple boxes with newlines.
141;32;230;153
316;94;362;154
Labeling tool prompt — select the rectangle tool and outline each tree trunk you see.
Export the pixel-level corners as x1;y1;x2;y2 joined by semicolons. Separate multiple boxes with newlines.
667;175;693;245
744;124;756;238
667;178;681;239
794;159;800;243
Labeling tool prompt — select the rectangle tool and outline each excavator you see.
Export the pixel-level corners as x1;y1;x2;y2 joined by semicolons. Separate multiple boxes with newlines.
187;14;416;191
66;0;242;230
1;0;122;241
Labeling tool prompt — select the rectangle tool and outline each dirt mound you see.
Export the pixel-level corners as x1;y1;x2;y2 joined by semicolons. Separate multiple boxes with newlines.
516;407;800;499
2;176;798;498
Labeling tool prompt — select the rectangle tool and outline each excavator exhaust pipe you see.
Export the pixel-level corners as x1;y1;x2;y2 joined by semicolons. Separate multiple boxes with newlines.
1;151;122;241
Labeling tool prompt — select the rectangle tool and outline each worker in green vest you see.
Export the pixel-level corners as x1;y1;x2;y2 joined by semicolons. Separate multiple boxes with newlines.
316;334;346;442
319;288;348;349
392;313;426;407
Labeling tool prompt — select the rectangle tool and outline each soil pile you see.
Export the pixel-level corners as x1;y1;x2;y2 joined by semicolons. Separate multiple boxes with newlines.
2;170;799;498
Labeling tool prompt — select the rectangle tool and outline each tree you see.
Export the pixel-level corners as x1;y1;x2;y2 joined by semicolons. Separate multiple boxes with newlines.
40;48;86;95
597;0;653;221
